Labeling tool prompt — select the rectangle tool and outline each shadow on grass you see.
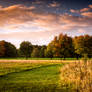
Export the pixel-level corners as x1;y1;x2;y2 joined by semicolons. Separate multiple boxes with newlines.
0;82;72;92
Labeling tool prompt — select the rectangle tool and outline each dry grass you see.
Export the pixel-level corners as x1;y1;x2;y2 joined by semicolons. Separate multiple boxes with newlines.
60;60;92;92
0;60;78;63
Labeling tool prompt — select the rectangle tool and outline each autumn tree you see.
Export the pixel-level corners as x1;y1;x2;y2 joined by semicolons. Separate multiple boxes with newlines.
0;41;5;57
73;35;92;58
58;34;75;59
52;36;61;57
19;41;33;59
84;35;92;57
0;40;17;57
4;42;17;57
45;34;75;59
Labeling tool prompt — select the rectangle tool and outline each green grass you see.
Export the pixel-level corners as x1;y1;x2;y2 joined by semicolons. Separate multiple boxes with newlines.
0;62;68;92
0;57;78;60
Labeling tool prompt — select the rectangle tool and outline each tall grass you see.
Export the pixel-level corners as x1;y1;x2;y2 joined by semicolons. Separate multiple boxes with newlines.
60;60;92;92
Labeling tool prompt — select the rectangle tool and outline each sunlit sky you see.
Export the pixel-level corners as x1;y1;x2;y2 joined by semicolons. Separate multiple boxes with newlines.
0;0;92;48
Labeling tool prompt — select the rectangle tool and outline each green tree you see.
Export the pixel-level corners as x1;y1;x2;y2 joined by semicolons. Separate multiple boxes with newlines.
31;48;40;58
39;46;46;58
20;41;33;59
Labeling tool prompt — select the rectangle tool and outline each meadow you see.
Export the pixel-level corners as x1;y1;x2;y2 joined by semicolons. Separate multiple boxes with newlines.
0;57;78;60
0;60;91;92
0;61;66;92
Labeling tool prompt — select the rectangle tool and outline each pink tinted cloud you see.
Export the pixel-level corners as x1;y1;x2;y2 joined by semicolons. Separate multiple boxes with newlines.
70;9;79;13
89;5;92;8
70;4;92;14
80;8;89;12
48;2;60;7
0;4;92;47
81;12;92;18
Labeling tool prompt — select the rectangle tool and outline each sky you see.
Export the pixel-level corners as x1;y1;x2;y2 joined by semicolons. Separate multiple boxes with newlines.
0;0;92;48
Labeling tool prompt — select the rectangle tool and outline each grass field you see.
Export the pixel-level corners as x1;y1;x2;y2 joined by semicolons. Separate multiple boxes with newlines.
0;61;67;92
0;57;79;60
0;60;90;92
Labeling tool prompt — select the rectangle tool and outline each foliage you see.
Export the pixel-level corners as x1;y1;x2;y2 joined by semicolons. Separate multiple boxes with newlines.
58;34;75;58
0;41;5;57
0;34;92;58
0;40;17;57
73;35;92;58
19;41;33;59
39;46;46;58
4;41;17;57
45;34;75;58
45;42;53;58
31;48;40;58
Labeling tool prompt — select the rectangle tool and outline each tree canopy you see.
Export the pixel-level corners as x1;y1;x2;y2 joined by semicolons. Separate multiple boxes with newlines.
73;35;92;58
19;41;33;59
0;40;17;57
45;34;75;58
0;34;92;59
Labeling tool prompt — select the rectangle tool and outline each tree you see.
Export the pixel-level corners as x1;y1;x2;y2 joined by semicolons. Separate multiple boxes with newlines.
58;34;75;59
4;42;17;57
0;41;5;57
39;46;46;58
45;42;54;58
73;35;92;58
0;40;17;57
52;36;61;58
45;34;75;59
84;35;92;58
19;41;33;59
31;48;40;58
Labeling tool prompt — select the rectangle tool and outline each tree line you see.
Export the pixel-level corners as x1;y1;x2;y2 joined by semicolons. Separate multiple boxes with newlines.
0;34;92;59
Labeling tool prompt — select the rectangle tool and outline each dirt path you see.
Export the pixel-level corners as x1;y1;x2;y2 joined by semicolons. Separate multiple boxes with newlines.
0;60;79;63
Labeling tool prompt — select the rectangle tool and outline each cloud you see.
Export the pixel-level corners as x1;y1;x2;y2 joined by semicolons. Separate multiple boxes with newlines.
0;4;37;26
48;2;60;8
78;29;86;33
0;4;92;33
70;4;92;14
0;30;56;48
70;4;92;19
81;12;92;18
88;5;92;8
0;4;92;47
70;9;79;13
70;8;89;13
80;8;89;12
